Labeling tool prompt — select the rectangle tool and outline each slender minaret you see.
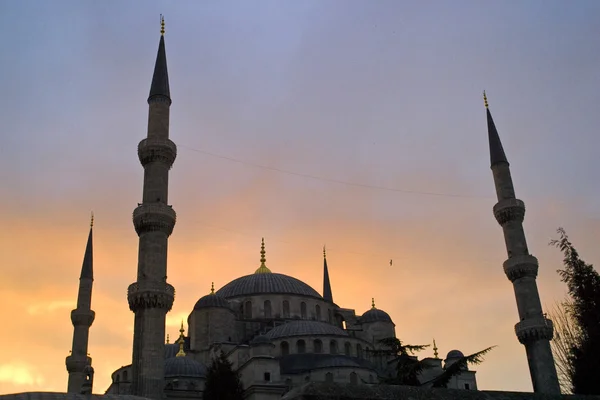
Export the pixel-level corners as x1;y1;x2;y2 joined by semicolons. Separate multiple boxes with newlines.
322;246;333;303
485;92;560;394
65;214;95;393
127;16;177;399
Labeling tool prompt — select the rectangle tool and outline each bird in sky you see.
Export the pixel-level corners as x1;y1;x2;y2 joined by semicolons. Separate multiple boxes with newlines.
390;259;393;266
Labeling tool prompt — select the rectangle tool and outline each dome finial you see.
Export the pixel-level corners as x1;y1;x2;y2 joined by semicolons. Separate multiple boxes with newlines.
433;339;439;358
371;298;376;309
255;237;272;274
176;320;186;357
160;14;165;36
166;333;170;344
483;90;489;109
323;245;326;259
210;282;215;294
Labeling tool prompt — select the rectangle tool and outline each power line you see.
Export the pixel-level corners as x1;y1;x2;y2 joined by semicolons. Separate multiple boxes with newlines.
178;144;494;199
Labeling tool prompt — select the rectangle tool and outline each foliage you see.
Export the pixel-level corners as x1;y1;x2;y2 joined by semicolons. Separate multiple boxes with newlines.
203;351;244;400
550;228;600;395
547;299;581;394
372;337;494;388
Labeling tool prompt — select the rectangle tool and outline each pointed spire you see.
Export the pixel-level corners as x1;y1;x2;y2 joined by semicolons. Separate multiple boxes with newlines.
148;15;171;103
254;238;272;274
210;282;215;295
484;91;509;167
176;321;186;357
371;298;376;309
433;339;439;359
80;215;93;280
322;245;333;303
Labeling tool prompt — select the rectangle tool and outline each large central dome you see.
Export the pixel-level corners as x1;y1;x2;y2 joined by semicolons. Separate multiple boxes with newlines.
216;273;322;299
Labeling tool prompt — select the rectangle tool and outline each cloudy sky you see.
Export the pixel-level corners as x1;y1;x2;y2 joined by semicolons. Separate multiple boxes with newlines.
1;0;599;394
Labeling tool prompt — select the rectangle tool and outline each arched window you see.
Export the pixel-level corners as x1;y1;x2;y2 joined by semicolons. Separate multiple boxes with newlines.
330;340;338;354
116;375;120;383
325;372;333;382
314;339;323;353
281;341;289;356
244;301;252;318
350;372;358;384
356;344;363;358
344;342;352;356
123;370;128;381
296;339;306;354
283;300;290;318
315;305;321;320
264;300;272;318
301;302;307;319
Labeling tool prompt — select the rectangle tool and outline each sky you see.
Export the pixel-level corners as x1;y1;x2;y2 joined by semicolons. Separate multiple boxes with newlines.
0;0;599;395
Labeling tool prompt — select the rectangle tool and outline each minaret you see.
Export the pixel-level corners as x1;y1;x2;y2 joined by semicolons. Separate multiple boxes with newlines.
322;246;333;303
127;16;177;399
65;214;95;393
485;92;560;394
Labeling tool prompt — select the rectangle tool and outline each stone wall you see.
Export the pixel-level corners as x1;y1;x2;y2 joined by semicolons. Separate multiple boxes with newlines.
281;382;600;400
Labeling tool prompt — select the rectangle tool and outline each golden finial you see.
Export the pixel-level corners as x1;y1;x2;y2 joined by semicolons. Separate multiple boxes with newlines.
210;282;215;295
371;298;376;309
483;90;489;109
90;212;94;228
176;320;186;357
433;339;439;358
323;245;327;259
255;237;272;274
166;334;170;344
160;15;165;36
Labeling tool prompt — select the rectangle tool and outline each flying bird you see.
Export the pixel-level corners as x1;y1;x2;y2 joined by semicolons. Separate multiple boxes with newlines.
390;259;393;267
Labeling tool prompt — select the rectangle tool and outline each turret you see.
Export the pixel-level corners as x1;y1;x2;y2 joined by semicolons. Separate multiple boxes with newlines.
485;92;560;394
127;17;177;399
65;215;96;393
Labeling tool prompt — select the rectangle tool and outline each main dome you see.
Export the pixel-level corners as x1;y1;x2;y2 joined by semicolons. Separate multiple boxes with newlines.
216;273;322;299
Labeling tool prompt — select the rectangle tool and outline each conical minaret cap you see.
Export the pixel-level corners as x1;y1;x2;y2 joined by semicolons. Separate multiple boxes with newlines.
322;245;333;303
80;213;94;280
148;16;171;103
484;91;509;167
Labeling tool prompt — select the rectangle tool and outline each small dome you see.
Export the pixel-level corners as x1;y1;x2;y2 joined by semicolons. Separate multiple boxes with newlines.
164;356;207;378
265;320;348;340
194;293;230;310
446;350;464;359
250;335;272;345
361;308;393;324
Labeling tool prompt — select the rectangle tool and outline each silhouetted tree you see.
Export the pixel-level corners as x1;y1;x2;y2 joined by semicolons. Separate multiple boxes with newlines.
547;299;581;394
203;351;244;400
550;228;600;395
372;337;494;388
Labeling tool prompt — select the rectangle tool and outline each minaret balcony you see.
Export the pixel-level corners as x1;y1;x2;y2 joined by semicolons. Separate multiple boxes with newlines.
503;254;539;282
138;138;177;169
493;198;526;225
70;309;96;327
132;203;176;236
65;355;92;373
127;281;175;312
515;316;554;344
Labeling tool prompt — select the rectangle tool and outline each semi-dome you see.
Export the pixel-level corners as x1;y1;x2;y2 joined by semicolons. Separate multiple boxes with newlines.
216;273;322;299
446;350;464;359
164;356;206;378
194;293;230;310
265;320;348;340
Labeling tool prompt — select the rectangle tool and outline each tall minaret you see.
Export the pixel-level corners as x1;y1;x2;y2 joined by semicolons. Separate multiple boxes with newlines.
322;246;333;303
127;16;177;399
65;215;95;393
485;92;560;394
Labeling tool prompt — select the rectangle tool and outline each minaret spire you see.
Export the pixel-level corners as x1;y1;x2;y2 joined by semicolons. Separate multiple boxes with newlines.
486;93;560;394
322;246;333;303
128;18;178;399
65;217;96;393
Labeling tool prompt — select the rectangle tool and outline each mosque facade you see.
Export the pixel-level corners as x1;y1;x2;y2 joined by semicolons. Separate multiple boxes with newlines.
57;19;562;400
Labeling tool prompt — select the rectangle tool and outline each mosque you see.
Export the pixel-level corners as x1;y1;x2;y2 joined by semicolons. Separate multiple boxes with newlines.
59;17;561;400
